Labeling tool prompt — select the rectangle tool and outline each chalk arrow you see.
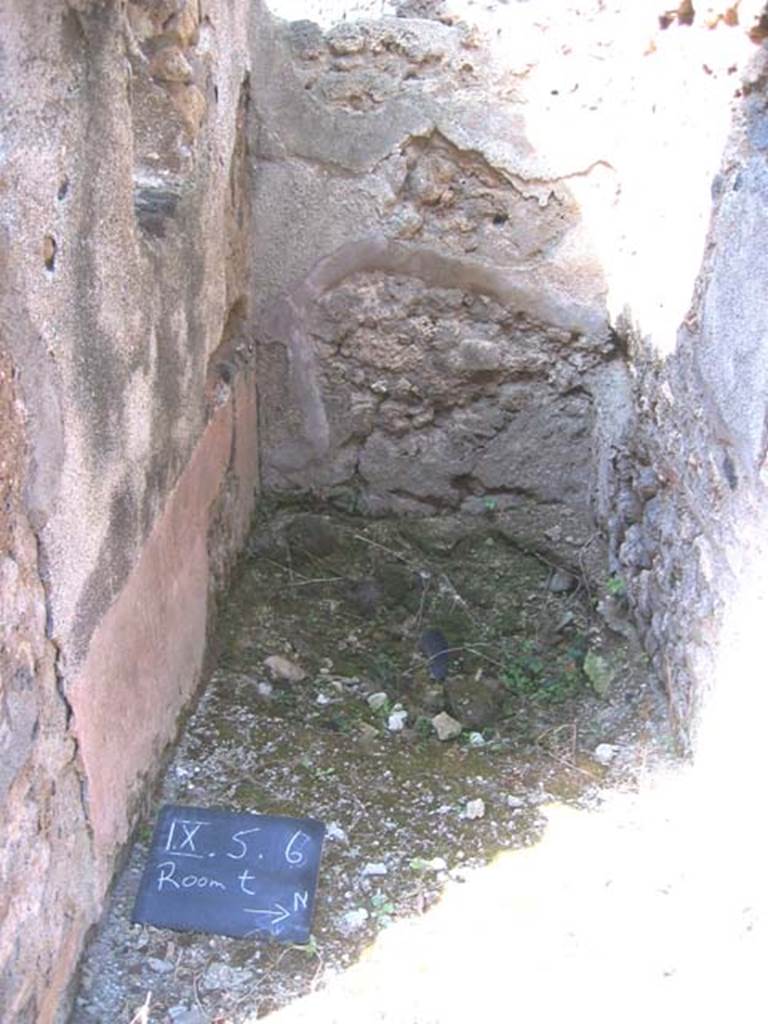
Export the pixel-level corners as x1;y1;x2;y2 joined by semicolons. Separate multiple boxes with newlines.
243;903;291;926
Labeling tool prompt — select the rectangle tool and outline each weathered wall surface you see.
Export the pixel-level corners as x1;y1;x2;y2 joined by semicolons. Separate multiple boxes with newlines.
250;11;631;558
0;1;259;1019
253;0;768;750
2;0;768;1018
610;40;768;746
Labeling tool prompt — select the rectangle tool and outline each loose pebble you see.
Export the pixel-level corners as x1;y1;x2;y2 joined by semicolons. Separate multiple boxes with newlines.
147;957;174;974
200;962;254;992
338;908;369;935
594;743;619;766
463;798;486;820
263;654;307;683
362;862;388;877
367;691;389;712
326;821;348;842
432;711;463;741
547;569;577;593
583;650;614;698
357;721;380;741
387;707;408;731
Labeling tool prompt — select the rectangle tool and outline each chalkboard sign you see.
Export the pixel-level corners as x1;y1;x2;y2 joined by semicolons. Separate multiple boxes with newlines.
132;805;326;943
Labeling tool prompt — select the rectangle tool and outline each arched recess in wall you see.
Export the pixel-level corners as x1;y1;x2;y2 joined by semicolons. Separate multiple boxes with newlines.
257;236;628;528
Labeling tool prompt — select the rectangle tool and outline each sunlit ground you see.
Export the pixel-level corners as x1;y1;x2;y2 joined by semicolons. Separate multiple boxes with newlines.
254;546;768;1024
253;765;765;1023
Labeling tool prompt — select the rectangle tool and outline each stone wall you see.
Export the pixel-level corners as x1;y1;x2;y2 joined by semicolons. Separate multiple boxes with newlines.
3;0;768;1019
610;40;768;748
250;10;631;560
252;0;768;754
0;1;259;1019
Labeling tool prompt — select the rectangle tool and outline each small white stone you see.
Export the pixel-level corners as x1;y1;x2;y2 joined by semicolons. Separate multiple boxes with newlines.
467;731;485;747
388;708;408;732
200;962;253;992
463;798;486;820
367;691;389;712
256;681;273;698
326;821;348;842
594;743;618;766
428;856;447;872
506;795;525;810
147;957;174;974
338;908;369;935
315;692;331;705
362;862;388;877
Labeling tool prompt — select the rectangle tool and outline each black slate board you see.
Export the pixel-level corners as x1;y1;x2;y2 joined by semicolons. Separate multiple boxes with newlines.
132;805;325;943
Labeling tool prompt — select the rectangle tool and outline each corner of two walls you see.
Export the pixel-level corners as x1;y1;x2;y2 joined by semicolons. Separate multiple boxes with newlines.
2;0;768;1018
604;35;768;755
247;2;768;760
0;1;260;1019
248;10;630;593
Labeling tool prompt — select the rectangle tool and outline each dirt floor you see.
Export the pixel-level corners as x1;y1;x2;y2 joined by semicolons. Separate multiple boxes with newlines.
71;503;675;1024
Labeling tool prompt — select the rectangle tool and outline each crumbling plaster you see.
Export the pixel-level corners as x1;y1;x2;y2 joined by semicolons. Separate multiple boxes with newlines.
2;0;768;1020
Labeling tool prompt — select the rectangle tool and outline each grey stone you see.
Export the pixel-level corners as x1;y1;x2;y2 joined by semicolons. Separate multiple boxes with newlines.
547;569;577;594
200;962;254;993
432;711;463;741
583;651;615;699
338;908;369;935
367;692;389;712
619;524;653;571
419;628;452;681
362;862;389;877
357;721;380;742
286;514;341;560
398;517;470;556
147;957;174;975
263;655;307;683
445;675;501;729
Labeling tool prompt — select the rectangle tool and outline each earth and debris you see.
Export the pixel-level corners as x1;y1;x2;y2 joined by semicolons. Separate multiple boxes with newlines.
72;502;673;1023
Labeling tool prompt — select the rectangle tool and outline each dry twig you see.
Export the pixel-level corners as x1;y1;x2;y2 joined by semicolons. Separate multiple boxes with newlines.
128;991;152;1024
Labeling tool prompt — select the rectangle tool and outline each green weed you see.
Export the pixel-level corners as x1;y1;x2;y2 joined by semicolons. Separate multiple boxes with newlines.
370;891;396;927
501;640;583;704
606;575;626;597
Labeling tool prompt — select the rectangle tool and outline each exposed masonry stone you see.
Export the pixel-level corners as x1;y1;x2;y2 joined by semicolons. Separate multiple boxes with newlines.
2;1;768;1018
